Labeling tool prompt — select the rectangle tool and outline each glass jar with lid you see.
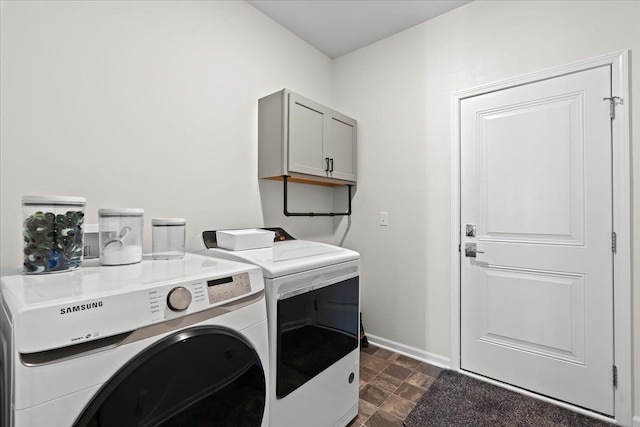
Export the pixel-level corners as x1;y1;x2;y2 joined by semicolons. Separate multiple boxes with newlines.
152;218;186;260
98;208;144;265
22;195;86;274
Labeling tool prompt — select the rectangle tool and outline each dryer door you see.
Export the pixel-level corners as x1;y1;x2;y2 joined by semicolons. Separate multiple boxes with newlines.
277;274;359;398
74;326;265;427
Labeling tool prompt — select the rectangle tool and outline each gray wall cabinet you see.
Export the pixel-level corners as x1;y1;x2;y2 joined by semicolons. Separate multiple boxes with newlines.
259;89;357;185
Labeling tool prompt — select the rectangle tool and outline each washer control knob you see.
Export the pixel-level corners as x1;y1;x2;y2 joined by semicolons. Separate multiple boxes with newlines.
167;286;192;311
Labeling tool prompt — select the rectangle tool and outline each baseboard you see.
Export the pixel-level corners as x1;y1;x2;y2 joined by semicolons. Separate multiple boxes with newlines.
632;415;640;427
365;333;451;369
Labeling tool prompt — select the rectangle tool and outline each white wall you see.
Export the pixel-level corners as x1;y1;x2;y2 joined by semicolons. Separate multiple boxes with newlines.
0;0;339;265
331;0;640;421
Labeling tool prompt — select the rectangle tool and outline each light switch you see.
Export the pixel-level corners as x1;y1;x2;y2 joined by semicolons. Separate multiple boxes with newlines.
379;212;389;226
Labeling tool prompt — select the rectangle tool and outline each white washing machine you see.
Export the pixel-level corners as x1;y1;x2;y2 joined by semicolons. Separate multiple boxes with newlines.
0;253;269;427
191;228;360;427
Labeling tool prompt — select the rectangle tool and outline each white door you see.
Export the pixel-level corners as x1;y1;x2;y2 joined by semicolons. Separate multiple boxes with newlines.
460;65;614;415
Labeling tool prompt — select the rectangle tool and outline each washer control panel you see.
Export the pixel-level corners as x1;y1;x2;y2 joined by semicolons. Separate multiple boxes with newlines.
206;273;252;304
6;254;265;354
146;272;253;322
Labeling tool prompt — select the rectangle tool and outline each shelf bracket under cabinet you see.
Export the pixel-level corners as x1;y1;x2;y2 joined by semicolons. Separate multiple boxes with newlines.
282;176;352;217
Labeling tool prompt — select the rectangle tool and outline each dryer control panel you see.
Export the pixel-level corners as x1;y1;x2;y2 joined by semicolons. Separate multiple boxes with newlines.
201;227;296;249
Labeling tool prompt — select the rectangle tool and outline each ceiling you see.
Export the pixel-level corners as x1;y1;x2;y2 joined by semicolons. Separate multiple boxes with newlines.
247;0;472;59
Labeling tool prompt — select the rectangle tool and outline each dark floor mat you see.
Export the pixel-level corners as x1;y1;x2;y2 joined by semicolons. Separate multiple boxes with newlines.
403;370;612;427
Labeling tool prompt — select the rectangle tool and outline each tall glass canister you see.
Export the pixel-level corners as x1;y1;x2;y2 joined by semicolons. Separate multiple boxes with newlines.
22;195;86;274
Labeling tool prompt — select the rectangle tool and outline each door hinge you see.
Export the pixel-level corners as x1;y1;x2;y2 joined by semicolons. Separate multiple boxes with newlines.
458;243;461;253
611;231;617;254
603;96;623;119
613;365;618;388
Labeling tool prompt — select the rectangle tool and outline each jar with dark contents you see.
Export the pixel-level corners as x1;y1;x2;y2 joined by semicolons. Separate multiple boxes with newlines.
22;195;86;274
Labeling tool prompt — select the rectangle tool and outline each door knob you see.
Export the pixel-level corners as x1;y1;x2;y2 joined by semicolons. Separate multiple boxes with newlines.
465;243;485;258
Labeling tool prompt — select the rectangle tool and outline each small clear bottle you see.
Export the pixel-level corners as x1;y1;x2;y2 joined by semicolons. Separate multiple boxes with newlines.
152;218;186;260
22;195;86;274
98;208;144;265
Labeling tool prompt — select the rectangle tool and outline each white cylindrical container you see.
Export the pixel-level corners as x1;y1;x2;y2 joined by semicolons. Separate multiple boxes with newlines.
98;208;144;265
21;195;86;274
152;218;186;260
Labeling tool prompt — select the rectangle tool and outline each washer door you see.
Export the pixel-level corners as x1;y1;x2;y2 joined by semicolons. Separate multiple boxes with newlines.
74;326;265;427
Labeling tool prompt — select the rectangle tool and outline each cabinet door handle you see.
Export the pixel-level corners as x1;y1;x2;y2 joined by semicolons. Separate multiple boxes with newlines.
325;157;330;172
329;158;334;172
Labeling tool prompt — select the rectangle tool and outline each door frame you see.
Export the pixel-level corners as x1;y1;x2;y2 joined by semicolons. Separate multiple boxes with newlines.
450;50;631;425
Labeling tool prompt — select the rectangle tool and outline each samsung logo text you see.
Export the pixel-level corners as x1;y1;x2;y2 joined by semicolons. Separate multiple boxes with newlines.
60;301;103;315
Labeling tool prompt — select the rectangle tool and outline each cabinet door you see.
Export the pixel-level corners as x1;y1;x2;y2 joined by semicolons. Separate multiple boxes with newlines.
288;94;327;177
327;113;356;182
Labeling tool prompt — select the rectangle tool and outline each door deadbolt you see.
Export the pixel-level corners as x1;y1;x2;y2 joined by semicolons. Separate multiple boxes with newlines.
465;224;476;237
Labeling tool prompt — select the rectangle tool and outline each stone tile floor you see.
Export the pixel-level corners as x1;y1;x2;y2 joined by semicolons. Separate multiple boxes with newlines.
348;344;444;427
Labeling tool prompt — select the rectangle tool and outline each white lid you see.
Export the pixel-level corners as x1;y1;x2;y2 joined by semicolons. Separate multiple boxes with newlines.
98;208;144;217
152;218;186;226
22;195;86;206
